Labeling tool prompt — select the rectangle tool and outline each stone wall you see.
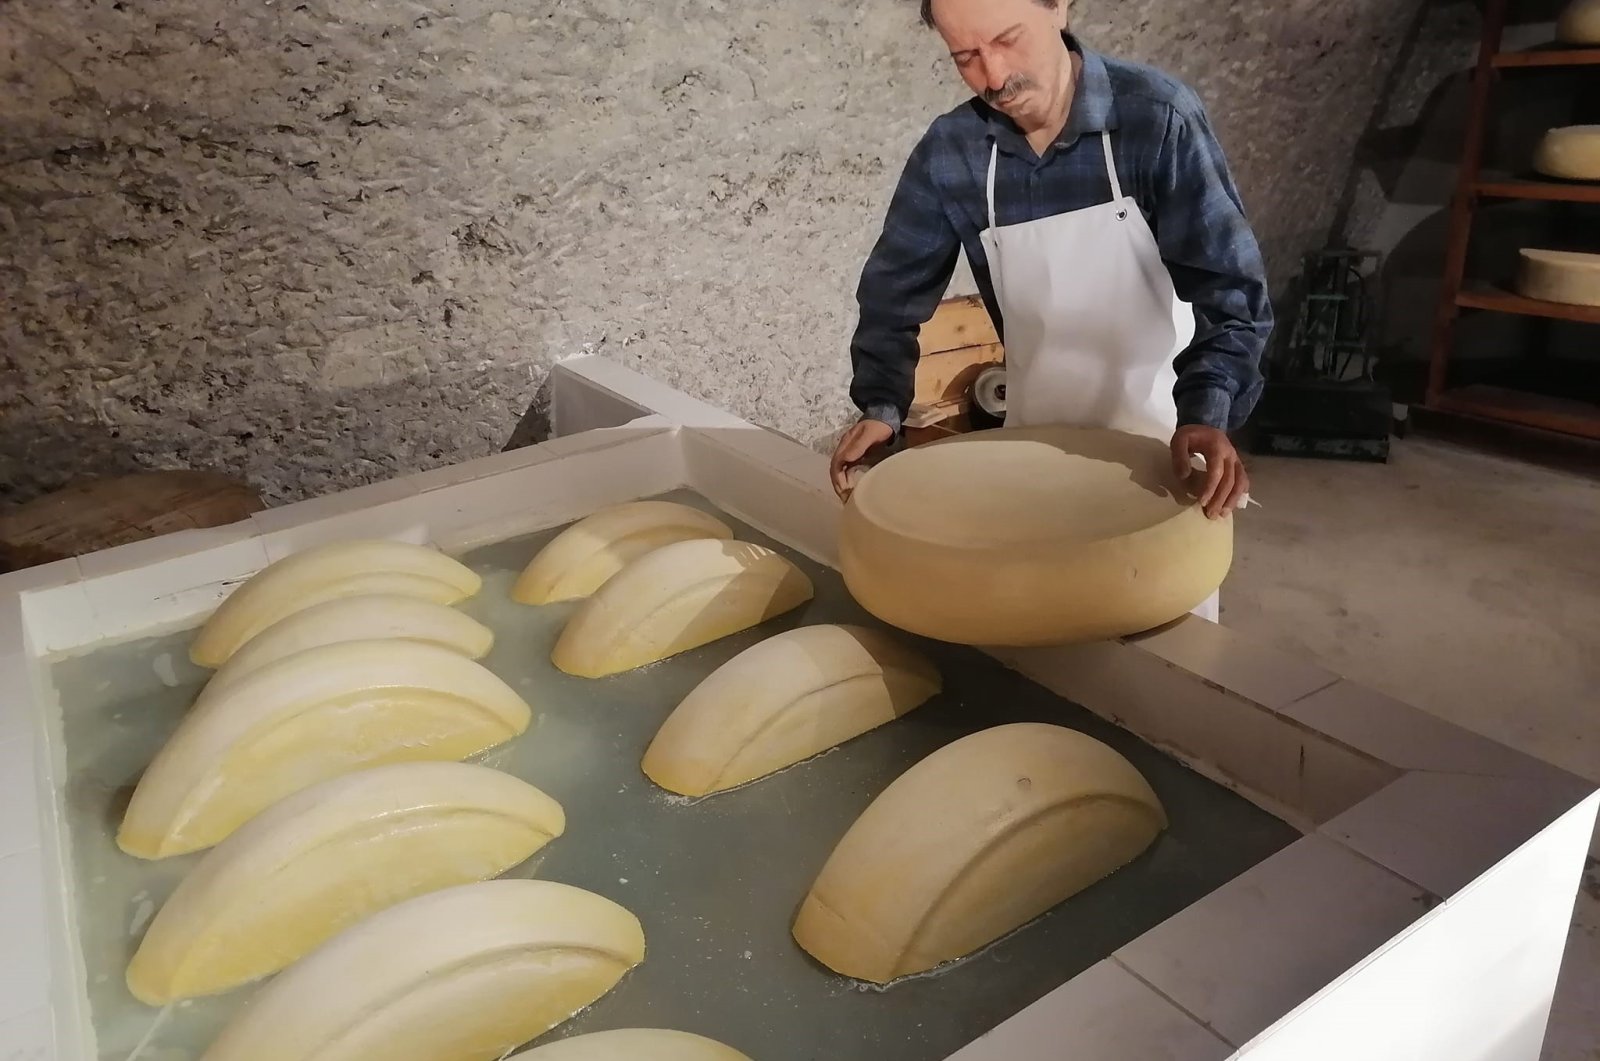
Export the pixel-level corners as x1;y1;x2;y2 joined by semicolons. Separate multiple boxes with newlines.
2;0;1421;504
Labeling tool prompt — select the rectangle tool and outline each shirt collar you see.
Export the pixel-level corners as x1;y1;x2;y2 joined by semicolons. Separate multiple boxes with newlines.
982;33;1119;158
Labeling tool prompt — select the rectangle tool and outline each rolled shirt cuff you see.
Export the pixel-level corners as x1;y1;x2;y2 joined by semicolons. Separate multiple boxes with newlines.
1175;388;1232;432
862;402;904;436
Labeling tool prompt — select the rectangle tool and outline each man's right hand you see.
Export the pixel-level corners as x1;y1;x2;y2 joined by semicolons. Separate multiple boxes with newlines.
829;417;896;501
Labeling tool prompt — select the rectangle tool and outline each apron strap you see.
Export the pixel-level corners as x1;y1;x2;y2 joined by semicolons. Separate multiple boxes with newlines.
1101;131;1123;202
985;141;999;229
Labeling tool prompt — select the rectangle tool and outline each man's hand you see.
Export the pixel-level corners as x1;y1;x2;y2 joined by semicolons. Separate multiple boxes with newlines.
1171;425;1248;519
829;418;896;501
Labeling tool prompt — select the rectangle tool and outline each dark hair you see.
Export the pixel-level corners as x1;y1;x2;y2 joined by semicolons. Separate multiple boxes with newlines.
920;0;1061;29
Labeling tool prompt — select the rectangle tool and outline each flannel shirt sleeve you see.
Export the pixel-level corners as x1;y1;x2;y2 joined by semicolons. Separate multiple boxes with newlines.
1150;90;1274;432
847;135;963;434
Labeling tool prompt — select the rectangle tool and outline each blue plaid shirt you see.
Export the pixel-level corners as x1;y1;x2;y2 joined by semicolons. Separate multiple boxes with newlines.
850;34;1273;435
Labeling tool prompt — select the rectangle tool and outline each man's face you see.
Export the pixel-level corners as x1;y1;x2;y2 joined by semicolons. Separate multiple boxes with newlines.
928;0;1071;126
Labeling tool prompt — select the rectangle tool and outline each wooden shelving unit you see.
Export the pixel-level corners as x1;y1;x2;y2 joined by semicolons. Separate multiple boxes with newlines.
1427;0;1600;444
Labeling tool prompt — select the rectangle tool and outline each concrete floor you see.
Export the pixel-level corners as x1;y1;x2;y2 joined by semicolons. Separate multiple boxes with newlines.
1223;436;1599;1061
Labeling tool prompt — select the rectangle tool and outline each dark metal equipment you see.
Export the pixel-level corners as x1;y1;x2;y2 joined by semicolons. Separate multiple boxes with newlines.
968;363;1008;430
1249;248;1394;463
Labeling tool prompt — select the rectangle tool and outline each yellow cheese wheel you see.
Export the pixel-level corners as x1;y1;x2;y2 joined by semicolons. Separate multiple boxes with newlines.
1533;126;1600;181
1516;248;1600;307
1557;0;1600;42
792;723;1166;983
838;425;1232;646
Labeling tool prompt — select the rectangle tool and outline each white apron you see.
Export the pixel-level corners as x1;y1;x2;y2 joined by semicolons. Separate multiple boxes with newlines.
977;129;1221;623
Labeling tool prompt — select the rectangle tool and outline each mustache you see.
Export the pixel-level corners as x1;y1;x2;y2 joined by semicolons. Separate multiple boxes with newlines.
983;73;1035;105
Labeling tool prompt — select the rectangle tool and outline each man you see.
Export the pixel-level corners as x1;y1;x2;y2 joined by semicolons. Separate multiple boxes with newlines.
830;0;1273;527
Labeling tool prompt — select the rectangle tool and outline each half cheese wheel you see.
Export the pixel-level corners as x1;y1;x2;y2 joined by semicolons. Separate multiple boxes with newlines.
1533;126;1600;181
513;500;734;604
126;761;565;1004
197;593;494;704
551;538;814;678
1516;248;1600;307
198;879;646;1061
508;1029;752;1060
1558;0;1600;42
839;425;1231;646
642;623;940;795
118;639;533;859
190;539;482;667
792;723;1166;983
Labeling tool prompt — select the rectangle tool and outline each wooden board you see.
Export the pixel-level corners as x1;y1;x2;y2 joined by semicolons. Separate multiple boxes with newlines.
917;295;999;355
914;343;1004;406
0;470;266;572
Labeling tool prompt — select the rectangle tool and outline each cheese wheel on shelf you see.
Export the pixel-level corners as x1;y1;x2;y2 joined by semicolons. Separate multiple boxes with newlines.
1557;0;1600;42
1532;126;1600;181
792;723;1166;983
839;425;1231;646
1515;248;1600;308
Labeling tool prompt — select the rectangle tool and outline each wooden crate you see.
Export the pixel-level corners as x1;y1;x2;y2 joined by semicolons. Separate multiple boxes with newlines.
906;294;1002;447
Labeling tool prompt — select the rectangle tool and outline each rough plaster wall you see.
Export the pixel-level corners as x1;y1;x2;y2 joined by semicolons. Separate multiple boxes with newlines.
3;0;1419;504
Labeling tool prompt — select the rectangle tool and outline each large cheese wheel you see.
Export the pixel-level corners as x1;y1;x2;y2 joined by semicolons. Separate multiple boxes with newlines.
126;762;565;1005
1533;126;1600;181
641;624;941;795
839;425;1232;646
1558;0;1600;42
1516;248;1600;307
198;879;645;1061
792;723;1166;983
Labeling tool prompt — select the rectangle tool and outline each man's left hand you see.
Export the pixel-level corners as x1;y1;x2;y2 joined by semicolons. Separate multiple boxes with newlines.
1170;425;1248;520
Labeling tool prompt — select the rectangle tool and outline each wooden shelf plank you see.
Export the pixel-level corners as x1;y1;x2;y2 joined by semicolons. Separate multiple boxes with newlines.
1472;179;1600;203
1430;385;1600;440
1491;47;1600;67
1455;287;1600;324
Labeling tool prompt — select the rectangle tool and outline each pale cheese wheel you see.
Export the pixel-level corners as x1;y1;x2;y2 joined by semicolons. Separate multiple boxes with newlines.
190;539;482;668
1558;0;1600;42
508;1029;752;1060
126;761;565;1004
1533;126;1600;181
1515;248;1600;307
792;722;1166;983
118;639;533;859
198;879;646;1061
642;624;941;795
551;537;814;678
513;500;734;604
839;425;1232;646
197;593;495;704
